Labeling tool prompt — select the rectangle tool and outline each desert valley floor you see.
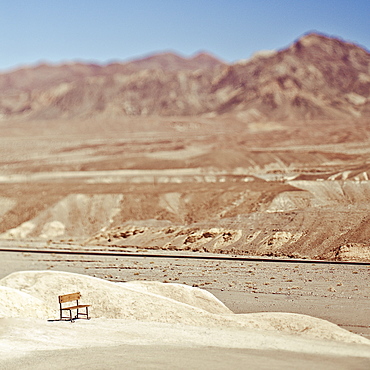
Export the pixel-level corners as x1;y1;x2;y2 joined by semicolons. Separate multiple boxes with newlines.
1;116;370;368
1;116;370;259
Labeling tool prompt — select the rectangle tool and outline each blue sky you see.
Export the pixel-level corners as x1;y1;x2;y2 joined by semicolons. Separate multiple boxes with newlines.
0;0;369;71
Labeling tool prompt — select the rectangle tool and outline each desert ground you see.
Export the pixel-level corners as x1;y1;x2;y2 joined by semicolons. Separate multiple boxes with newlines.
1;116;370;368
0;267;370;370
1;242;369;338
0;238;369;368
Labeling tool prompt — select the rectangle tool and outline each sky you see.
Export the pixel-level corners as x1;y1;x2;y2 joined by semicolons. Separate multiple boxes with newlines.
0;0;369;71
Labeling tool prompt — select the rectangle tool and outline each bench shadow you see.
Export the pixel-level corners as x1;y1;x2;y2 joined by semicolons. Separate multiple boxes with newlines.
47;317;91;323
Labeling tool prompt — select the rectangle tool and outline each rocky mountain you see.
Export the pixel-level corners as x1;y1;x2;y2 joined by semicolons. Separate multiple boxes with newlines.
0;33;369;121
0;51;224;94
212;33;370;120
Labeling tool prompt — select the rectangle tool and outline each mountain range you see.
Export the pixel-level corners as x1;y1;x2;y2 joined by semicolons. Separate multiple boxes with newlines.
0;33;369;121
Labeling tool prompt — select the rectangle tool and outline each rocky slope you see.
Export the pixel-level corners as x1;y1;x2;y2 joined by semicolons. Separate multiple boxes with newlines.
0;33;369;121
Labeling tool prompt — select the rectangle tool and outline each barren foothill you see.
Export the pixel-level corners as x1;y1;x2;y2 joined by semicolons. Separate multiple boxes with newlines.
1;117;370;261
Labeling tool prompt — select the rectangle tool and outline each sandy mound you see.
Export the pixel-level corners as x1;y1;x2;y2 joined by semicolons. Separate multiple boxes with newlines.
0;194;123;240
1;271;369;347
122;280;231;314
323;243;370;262
88;224;242;253
0;286;51;319
0;271;234;327
288;181;370;207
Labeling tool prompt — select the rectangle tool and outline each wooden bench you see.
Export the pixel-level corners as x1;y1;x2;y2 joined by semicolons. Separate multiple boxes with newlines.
58;292;90;321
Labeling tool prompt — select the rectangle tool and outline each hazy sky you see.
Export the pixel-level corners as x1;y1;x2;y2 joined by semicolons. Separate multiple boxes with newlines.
1;0;369;71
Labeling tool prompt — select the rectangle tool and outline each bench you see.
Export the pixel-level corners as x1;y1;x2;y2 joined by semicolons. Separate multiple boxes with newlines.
58;292;90;321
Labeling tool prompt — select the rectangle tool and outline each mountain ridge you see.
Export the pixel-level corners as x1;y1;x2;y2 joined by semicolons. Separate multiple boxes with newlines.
0;32;369;121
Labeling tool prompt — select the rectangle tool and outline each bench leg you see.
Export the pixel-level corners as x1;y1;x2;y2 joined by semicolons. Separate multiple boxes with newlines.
60;307;90;321
75;307;89;320
59;309;72;321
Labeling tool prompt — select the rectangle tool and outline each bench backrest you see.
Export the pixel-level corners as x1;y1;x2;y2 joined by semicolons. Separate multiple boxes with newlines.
59;292;81;304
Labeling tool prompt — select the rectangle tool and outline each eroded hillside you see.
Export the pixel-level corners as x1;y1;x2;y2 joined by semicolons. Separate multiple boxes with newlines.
0;116;370;261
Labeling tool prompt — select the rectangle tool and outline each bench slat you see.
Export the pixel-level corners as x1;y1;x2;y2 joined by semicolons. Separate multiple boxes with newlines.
59;292;81;303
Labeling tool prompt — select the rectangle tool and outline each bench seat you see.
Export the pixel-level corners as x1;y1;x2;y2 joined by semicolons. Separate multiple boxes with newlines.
62;304;90;310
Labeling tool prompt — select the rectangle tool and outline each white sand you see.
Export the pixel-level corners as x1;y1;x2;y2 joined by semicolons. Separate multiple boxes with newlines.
0;270;369;365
